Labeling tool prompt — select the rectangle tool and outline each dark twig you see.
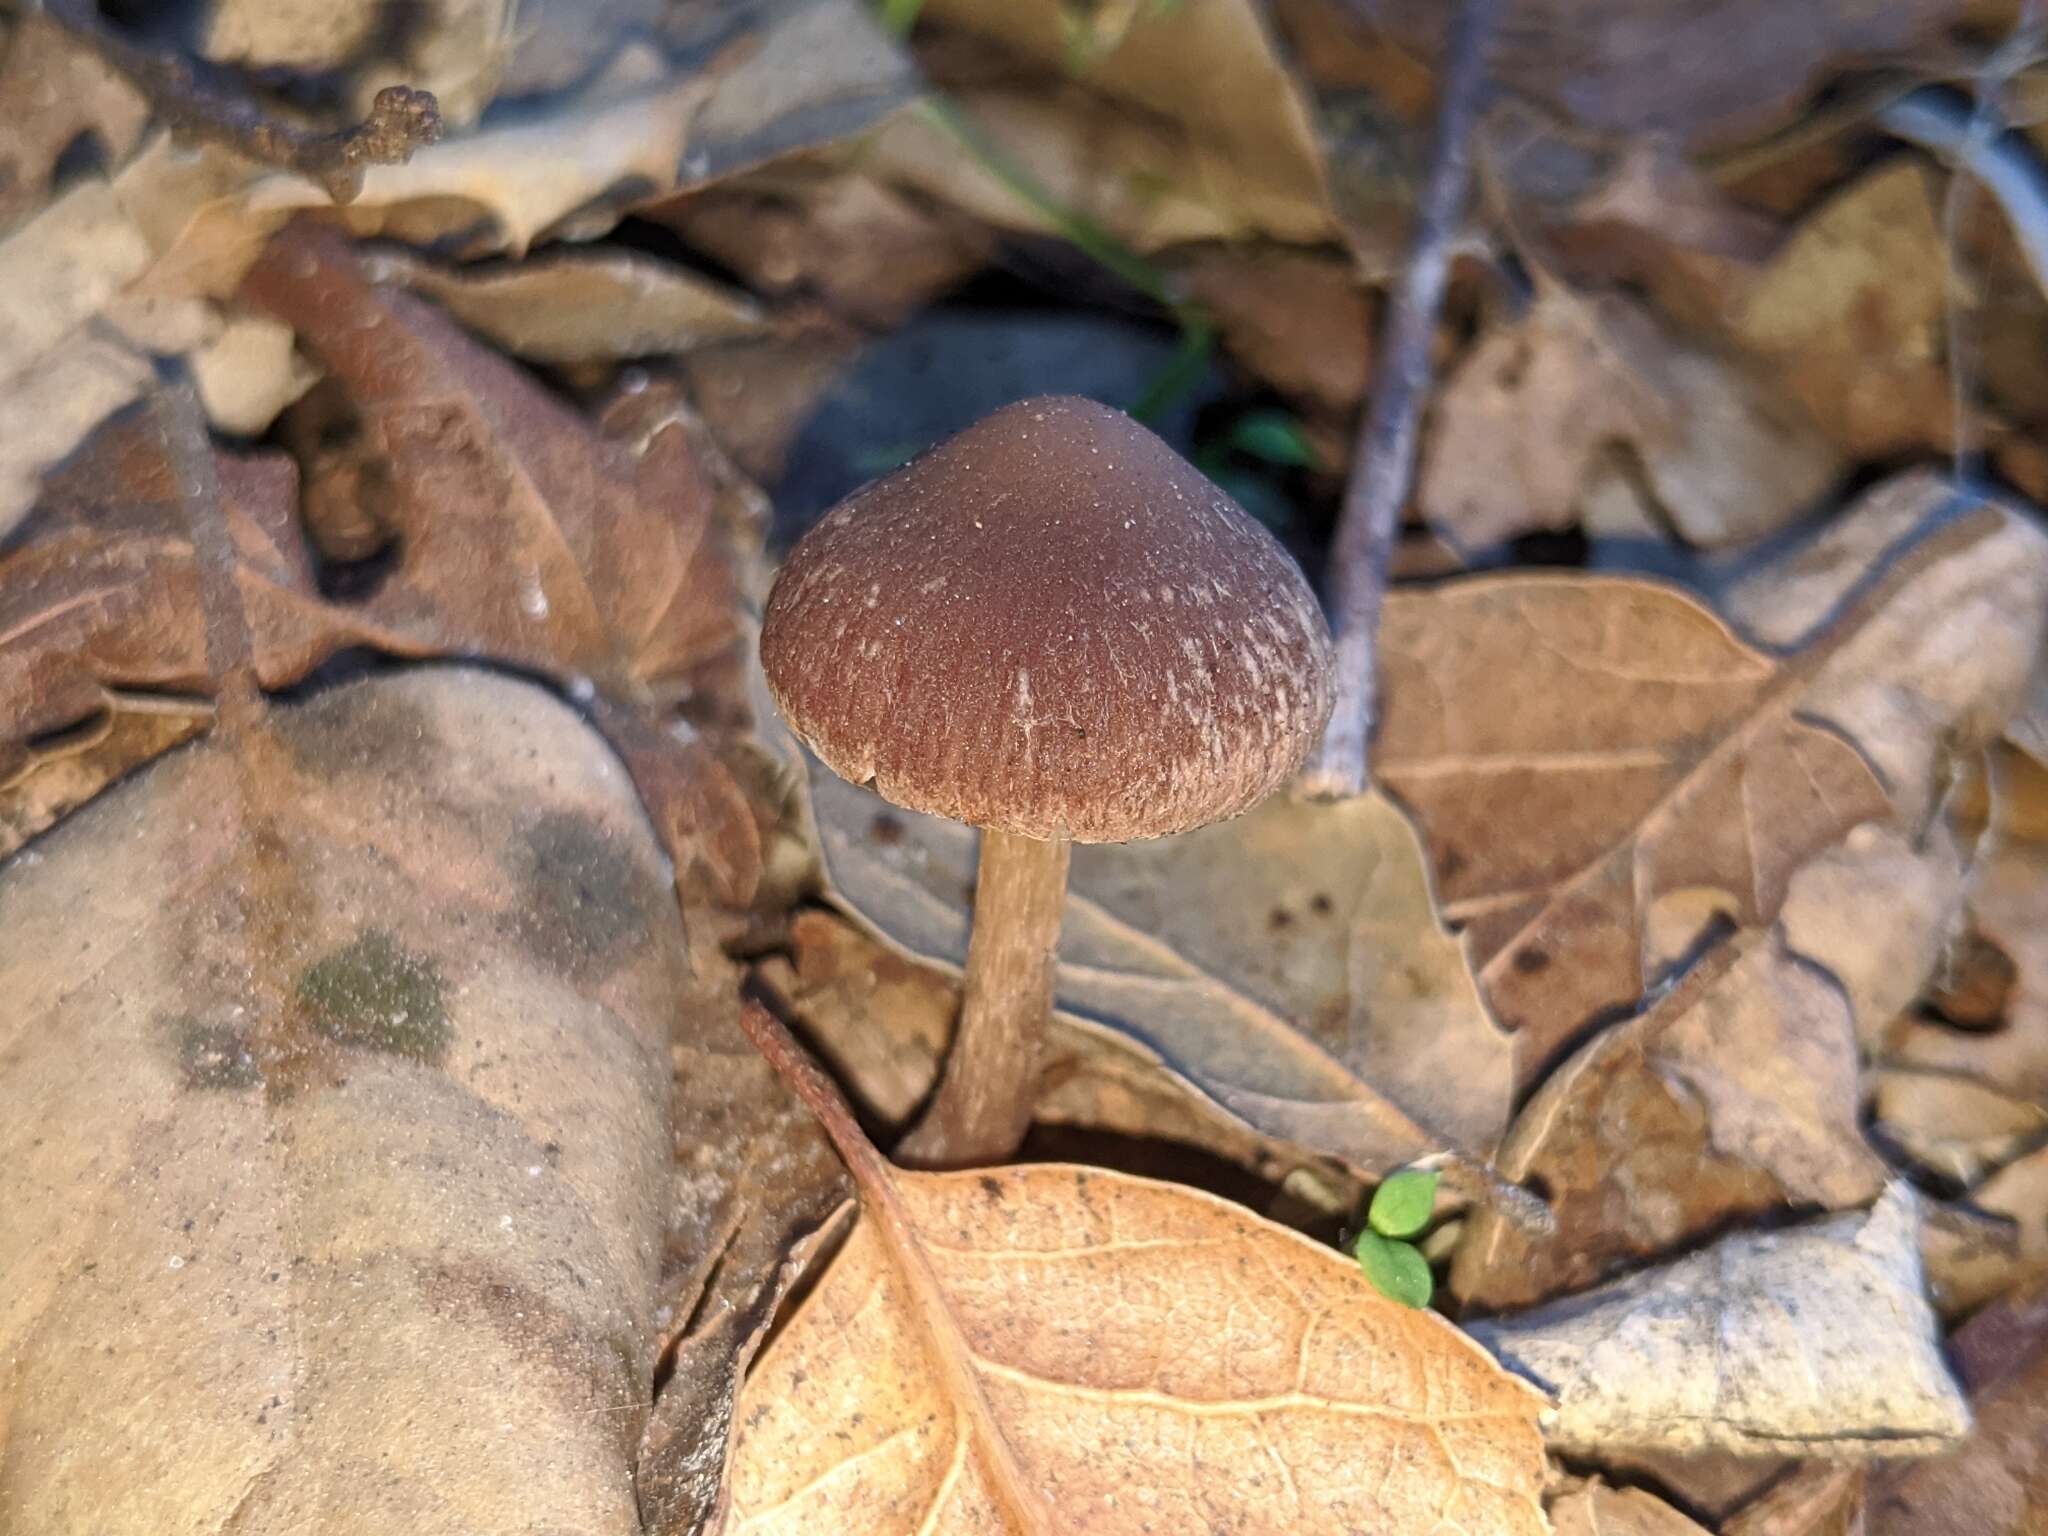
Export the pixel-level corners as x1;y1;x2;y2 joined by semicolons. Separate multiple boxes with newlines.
1303;0;1500;799
46;0;440;203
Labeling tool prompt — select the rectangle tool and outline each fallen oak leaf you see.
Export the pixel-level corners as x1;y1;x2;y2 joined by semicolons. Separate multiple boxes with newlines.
240;220;760;903
727;999;1551;1535
0;669;684;1530
1377;481;2048;1088
1471;1184;1970;1460
1415;286;1837;550
1450;929;1886;1313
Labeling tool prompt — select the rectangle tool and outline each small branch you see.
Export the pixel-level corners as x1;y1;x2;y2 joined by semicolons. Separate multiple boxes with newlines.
150;362;264;739
1303;0;1499;800
47;0;441;203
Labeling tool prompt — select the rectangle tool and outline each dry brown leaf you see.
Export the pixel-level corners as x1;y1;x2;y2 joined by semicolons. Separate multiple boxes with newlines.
1451;930;1885;1312
1473;1185;1970;1459
1177;244;1374;416
0;406;394;782
1728;160;1952;459
0;690;214;858
1550;1482;1711;1536
0;13;150;230
722;1158;1549;1535
0;669;683;1528
1377;486;2048;1087
1868;1278;2048;1534
364;246;770;363
242;222;761;902
1922;1143;2048;1317
865;0;1333;252
1344;0;1972;151
1416;287;1838;550
648;158;993;329
1874;1068;2048;1185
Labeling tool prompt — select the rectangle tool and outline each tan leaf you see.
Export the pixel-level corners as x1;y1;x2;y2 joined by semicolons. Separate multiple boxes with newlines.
1723;1463;1867;1536
1451;930;1885;1312
1377;485;2048;1086
1922;1144;2048;1319
761;909;1324;1188
0;669;682;1529
866;0;1333;252
363;246;770;364
647;159;994;329
722;1160;1549;1535
0;690;213;861
1177;245;1374;416
1873;1069;2048;1186
1729;160;1952;459
1473;1185;1970;1459
1417;289;1836;549
0;14;150;230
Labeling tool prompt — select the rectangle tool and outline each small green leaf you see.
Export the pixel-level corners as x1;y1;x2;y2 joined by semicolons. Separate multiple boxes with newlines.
1354;1231;1434;1309
1368;1168;1440;1240
1225;409;1319;469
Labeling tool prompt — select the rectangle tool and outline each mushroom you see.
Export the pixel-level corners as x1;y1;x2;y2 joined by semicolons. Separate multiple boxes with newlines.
761;395;1334;1165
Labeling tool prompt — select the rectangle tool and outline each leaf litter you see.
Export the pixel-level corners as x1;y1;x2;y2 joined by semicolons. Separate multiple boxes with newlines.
8;0;2048;1532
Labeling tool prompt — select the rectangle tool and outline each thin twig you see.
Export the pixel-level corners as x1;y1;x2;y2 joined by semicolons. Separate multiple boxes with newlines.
46;0;441;203
1303;0;1500;800
150;362;265;740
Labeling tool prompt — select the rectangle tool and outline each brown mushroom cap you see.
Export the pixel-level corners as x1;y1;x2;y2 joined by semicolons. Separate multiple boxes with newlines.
761;395;1334;843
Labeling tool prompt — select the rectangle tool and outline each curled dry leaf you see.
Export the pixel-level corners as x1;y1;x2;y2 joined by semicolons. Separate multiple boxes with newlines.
866;0;1334;252
1416;288;1838;550
1868;1278;2048;1534
0;669;681;1530
1377;482;2048;1087
0;691;215;858
1473;1185;1970;1459
646;158;994;330
241;221;761;903
363;246;769;364
722;1161;1549;1535
1452;929;1886;1312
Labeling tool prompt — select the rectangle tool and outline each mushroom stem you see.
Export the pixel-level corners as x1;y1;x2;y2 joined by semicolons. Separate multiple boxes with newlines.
900;828;1072;1167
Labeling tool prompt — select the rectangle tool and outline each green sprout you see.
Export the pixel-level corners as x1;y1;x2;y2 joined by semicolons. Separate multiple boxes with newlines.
1353;1167;1440;1309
